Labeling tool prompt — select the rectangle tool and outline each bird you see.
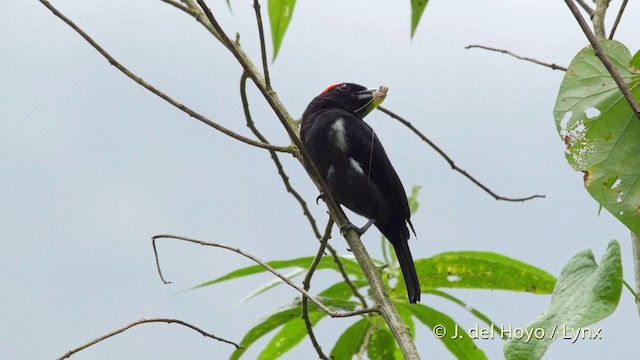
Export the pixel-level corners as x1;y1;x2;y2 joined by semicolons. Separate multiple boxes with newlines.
300;82;420;303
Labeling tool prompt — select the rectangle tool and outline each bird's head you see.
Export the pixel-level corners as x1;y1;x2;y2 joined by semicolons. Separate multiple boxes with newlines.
311;83;388;118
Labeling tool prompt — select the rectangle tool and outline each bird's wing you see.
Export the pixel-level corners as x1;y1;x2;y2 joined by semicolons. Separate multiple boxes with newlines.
340;111;411;221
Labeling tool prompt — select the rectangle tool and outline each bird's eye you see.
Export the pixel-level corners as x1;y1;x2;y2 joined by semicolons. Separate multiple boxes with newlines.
337;84;350;92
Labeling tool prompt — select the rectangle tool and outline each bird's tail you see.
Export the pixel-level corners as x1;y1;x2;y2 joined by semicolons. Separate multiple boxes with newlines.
391;240;421;303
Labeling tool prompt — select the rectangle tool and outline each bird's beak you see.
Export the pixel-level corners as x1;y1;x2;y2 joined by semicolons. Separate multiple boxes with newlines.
355;85;388;118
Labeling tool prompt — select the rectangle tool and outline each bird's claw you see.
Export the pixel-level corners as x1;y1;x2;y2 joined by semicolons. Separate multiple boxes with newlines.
315;192;325;205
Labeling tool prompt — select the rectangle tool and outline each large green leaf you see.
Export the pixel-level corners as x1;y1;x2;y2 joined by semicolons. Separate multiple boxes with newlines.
192;255;363;289
503;240;622;360
330;318;373;360
268;0;296;61
410;0;429;38
231;282;361;359
367;323;402;360
405;303;487;360
553;40;640;234
415;251;556;293
257;309;326;359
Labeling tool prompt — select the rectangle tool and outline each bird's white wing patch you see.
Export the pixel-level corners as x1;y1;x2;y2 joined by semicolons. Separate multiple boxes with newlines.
349;157;364;175
330;118;348;152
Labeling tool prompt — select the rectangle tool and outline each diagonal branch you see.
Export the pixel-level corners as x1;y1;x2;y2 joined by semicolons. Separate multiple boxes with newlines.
239;72;369;307
57;318;241;360
192;2;418;357
465;44;567;71
575;0;595;17
240;72;321;238
301;219;335;360
378;106;546;202
608;0;628;40
152;234;379;318
564;0;640;119
39;0;289;153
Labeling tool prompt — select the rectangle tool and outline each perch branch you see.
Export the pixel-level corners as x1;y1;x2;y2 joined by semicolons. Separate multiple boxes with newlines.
194;1;420;357
252;0;271;90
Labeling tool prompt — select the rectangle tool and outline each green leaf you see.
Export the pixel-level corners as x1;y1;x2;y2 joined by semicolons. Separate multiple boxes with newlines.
227;269;305;312
231;300;302;360
268;0;296;61
410;0;429;38
408;185;422;215
416;251;556;293
503;240;623;360
424;289;504;339
553;40;640;234
192;256;362;289
405;303;487;360
367;325;402;360
258;308;325;359
330;318;373;360
630;50;640;69
231;282;361;359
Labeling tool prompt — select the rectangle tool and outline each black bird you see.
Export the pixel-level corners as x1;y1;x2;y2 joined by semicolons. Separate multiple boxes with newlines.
300;83;420;303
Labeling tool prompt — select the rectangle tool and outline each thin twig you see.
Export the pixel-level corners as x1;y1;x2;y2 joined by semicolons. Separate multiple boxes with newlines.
377;106;546;202
608;0;628;40
465;45;567;71
252;0;271;90
39;0;289;153
57;318;241;360
240;72;321;238
302;219;334;360
564;0;640;119
357;321;376;360
159;0;192;14
152;234;379;318
575;0;595;17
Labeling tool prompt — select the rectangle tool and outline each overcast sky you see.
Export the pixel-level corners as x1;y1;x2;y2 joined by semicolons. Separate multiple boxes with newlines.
2;1;640;359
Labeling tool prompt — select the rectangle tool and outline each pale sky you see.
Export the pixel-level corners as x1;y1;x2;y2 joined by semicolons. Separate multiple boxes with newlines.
2;1;639;359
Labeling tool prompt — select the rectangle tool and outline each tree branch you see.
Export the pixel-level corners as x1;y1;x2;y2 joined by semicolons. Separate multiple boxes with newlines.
465;44;567;71
152;234;379;318
239;72;321;238
377;106;546;202
39;0;290;153
593;0;611;39
608;0;628;40
575;0;595;17
193;1;420;357
564;0;640;119
302;219;334;360
252;0;271;90
57;318;241;360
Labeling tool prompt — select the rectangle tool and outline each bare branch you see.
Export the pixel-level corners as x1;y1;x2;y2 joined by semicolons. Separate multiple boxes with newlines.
239;72;321;238
57;318;240;360
465;44;567;71
39;0;289;153
152;234;379;318
377;106;546;202
252;0;271;90
608;0;629;40
302;219;335;360
159;0;192;14
564;0;640;119
575;0;595;17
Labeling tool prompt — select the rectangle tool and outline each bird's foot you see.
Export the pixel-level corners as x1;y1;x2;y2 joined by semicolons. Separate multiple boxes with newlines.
340;219;375;237
315;192;325;205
